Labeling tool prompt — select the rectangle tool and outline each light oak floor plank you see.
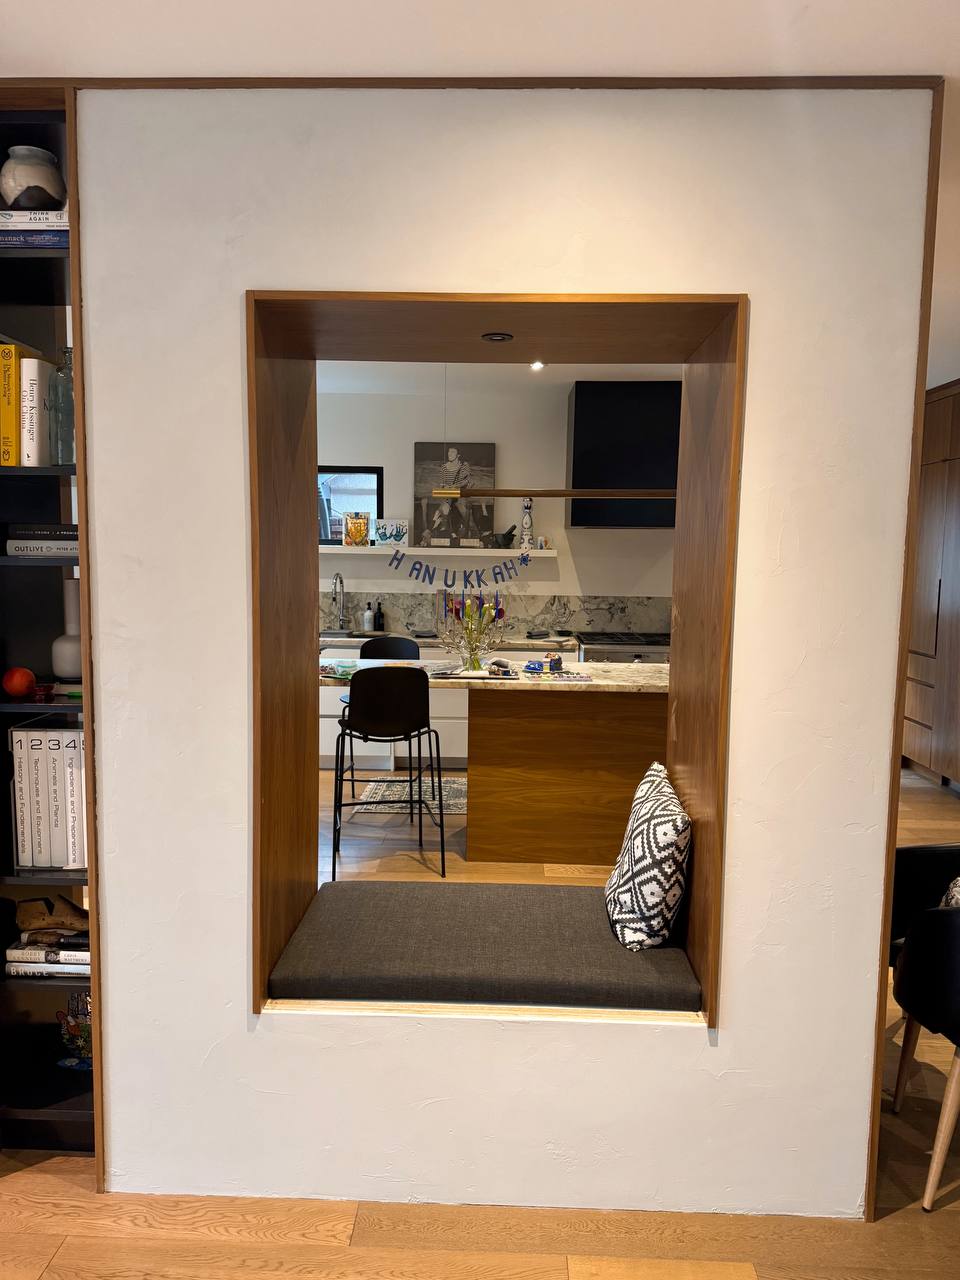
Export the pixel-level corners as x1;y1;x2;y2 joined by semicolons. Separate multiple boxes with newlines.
0;1232;65;1280
754;1267;949;1280
349;1202;955;1269
42;1236;567;1280
895;767;960;845
570;1260;756;1279
0;1177;356;1245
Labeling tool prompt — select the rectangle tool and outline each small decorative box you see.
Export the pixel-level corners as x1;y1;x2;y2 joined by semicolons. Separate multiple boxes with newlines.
545;651;563;672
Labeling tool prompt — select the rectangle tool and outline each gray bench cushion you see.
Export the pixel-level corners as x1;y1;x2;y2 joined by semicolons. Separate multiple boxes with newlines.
269;882;701;1011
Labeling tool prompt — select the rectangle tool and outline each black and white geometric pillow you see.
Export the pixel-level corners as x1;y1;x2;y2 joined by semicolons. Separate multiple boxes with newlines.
940;876;960;909
605;761;692;950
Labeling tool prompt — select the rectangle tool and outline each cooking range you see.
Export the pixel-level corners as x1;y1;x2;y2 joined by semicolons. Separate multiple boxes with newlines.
575;631;671;663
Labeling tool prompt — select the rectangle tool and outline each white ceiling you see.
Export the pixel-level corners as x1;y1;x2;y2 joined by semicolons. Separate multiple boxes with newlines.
8;1;958;385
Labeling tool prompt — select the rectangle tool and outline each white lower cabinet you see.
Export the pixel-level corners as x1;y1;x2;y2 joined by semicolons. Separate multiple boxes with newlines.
319;645;567;771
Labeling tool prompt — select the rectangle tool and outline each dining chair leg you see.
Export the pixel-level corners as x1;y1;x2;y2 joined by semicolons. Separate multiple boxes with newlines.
427;728;436;800
331;729;344;881
417;732;424;849
348;732;356;799
407;737;414;823
893;1014;921;1114
433;728;446;878
923;1046;960;1211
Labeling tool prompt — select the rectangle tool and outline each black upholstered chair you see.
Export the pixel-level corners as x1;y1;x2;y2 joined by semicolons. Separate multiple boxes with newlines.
340;636;423;795
890;844;960;1211
332;664;445;882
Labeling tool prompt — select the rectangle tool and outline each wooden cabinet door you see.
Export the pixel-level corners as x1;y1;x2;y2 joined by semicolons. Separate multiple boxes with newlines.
909;461;947;657
932;459;960;778
922;397;954;464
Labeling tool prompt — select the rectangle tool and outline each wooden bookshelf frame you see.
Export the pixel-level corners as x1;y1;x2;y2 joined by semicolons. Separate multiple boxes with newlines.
0;86;102;1186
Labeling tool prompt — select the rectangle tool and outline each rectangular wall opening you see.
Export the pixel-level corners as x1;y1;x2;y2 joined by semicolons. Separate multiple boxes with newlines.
249;293;747;1026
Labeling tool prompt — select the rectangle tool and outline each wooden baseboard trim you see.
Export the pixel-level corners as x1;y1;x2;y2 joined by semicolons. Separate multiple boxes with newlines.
262;998;706;1025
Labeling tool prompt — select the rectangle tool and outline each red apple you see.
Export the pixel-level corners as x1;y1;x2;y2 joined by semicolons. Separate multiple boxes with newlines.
3;667;36;698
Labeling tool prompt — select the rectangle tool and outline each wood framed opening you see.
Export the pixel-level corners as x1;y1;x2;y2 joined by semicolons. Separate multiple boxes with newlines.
248;292;747;1026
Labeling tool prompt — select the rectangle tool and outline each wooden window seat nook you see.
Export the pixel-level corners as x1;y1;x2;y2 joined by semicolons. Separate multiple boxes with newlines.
268;882;701;1013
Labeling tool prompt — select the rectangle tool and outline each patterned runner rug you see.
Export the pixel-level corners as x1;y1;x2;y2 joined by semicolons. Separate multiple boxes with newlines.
352;776;467;815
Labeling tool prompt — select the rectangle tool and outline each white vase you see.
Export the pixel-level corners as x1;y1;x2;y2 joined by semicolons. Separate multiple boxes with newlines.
52;578;82;679
0;146;67;211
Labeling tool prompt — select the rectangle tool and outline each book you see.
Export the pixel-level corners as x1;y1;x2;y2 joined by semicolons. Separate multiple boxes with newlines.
0;209;69;228
6;945;90;965
6;524;79;556
8;524;78;538
0;338;40;466
6;540;79;556
0;229;68;248
9;729;31;867
5;961;90;978
45;730;68;867
20;930;89;947
27;730;50;867
63;730;85;868
20;357;55;466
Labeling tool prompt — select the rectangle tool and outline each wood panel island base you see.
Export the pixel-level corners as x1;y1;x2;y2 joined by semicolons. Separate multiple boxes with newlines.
466;675;669;865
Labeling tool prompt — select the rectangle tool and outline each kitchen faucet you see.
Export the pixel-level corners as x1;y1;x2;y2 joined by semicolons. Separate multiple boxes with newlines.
332;572;346;630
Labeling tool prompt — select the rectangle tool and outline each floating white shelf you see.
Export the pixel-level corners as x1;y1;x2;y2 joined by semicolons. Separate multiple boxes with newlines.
318;545;558;559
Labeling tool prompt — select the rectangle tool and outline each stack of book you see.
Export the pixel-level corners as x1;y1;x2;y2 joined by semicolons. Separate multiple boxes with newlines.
5;522;78;557
5;927;90;979
0;337;59;466
10;728;86;869
0;208;68;249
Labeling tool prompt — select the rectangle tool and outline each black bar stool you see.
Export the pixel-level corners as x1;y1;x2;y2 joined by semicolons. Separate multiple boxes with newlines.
340;636;431;798
332;664;445;881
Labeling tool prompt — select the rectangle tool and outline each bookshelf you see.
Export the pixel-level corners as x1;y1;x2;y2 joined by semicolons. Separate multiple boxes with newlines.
0;92;98;1162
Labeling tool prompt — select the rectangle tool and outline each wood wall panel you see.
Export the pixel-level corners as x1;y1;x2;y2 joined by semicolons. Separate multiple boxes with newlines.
252;294;738;364
667;303;747;1028
908;461;947;655
931;458;960;781
466;690;668;865
903;719;933;768
920;398;954;464
248;300;319;1011
905;679;936;728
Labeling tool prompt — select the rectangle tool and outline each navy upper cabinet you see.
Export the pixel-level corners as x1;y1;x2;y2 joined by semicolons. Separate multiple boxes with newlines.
565;381;681;529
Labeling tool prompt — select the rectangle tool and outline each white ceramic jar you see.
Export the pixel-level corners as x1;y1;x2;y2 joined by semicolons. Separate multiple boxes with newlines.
0;146;67;210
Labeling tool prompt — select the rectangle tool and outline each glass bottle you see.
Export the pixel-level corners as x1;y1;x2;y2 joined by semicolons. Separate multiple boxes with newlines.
49;346;75;465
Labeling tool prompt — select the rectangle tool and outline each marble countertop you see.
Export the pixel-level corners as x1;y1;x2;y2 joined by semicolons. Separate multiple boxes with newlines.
319;658;670;693
320;632;579;653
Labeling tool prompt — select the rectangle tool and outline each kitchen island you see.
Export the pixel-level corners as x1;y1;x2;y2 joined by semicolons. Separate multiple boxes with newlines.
320;659;669;865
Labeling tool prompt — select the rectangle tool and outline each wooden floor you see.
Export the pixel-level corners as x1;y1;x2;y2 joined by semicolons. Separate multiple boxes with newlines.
322;768;610;886
1;1138;959;1280
2;769;958;1279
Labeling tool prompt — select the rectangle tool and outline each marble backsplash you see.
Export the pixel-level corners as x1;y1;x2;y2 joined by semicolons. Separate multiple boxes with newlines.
321;592;672;636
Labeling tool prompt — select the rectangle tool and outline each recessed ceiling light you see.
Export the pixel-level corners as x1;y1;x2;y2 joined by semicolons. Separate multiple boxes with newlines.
481;331;514;343
529;360;546;372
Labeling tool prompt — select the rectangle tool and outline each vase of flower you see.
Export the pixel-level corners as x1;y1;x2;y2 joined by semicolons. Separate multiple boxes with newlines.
436;590;506;671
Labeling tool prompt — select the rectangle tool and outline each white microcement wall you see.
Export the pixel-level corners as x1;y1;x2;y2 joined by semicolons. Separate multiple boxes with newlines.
78;88;931;1214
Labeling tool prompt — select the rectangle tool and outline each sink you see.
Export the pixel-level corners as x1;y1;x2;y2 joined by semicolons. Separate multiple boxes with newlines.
321;629;353;638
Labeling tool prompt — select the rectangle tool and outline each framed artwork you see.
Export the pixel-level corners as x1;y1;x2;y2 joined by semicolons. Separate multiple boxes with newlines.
376;518;409;546
413;442;495;548
318;466;384;544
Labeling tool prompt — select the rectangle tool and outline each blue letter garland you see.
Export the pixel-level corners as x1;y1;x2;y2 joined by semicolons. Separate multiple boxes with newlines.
386;548;531;588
